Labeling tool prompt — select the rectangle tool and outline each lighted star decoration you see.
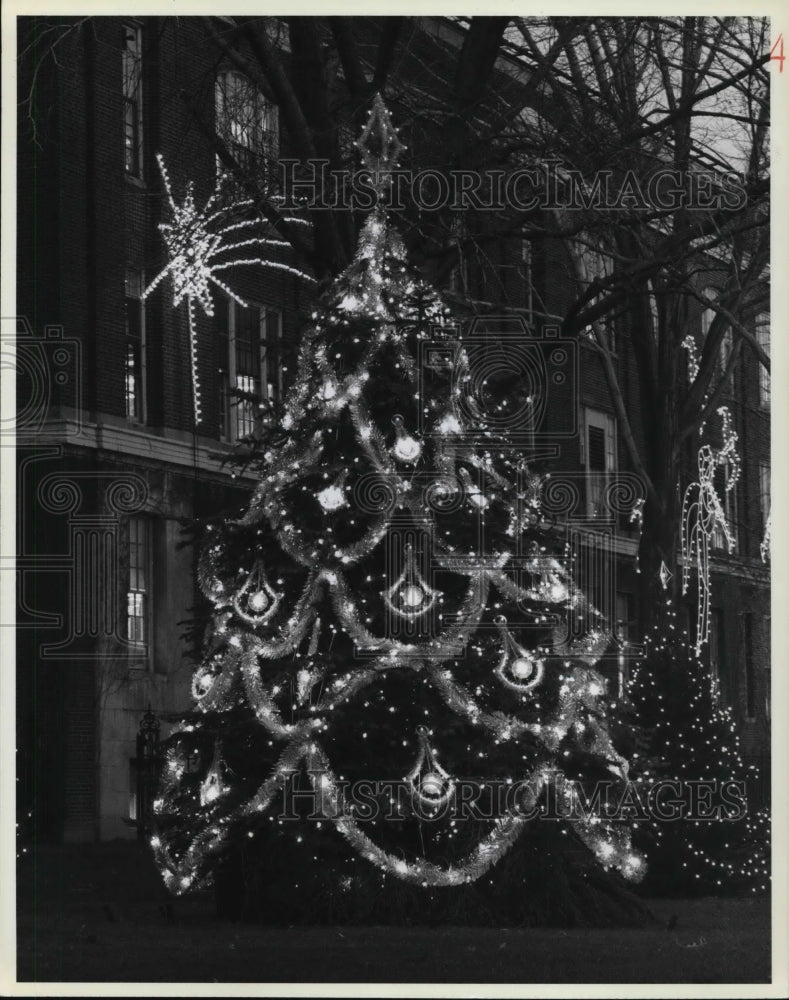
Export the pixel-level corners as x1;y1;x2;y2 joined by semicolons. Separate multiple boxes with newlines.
143;153;315;424
659;560;673;590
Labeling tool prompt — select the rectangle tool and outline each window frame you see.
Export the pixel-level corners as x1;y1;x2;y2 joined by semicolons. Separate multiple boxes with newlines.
755;313;770;410
579;238;616;354
759;461;770;534
214;68;280;189
700;287;734;392
709;606;725;705
580;406;617;518
711;461;738;554
122;23;144;178
125;268;146;423
221;298;283;442
741;612;757;721
127;515;153;670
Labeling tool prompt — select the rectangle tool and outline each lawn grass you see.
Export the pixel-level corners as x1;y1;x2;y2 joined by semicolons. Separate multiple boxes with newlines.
16;840;771;984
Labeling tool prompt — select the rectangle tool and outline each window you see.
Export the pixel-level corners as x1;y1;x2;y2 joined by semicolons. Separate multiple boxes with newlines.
122;25;143;176
581;407;616;518
711;462;737;553
756;313;770;409
128;759;138;824
700;287;717;338
647;279;660;344
125;269;145;421
701;288;733;391
578;238;615;352
220;300;283;441
716;327;734;390
709;607;725;704
127;516;151;663
215;70;279;191
759;461;770;533
742;613;756;720
496;237;533;312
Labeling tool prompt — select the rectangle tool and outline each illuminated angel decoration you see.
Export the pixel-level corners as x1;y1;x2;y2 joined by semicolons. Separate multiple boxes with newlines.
681;408;740;655
142;154;315;424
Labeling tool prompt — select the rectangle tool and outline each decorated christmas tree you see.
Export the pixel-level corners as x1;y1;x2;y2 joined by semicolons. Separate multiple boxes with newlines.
149;97;647;924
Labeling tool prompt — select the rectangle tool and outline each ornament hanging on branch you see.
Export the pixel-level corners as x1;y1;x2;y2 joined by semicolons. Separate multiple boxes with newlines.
231;559;282;626
391;414;422;463
317;471;349;512
199;741;229;807
494;615;545;692
383;542;440;619
406;725;455;811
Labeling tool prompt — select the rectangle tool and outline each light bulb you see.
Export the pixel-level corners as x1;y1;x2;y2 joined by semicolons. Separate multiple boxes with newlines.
401;585;425;608
439;413;461;434
317;484;346;511
392;414;422;463
248;590;269;612
510;657;535;680
420;773;445;798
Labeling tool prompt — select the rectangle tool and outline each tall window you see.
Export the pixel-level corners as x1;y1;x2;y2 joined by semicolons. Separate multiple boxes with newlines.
742;613;756;720
215;70;279;190
756;313;770;409
125;269;145;421
701;287;733;390
647;279;660;344
127;517;151;661
122;25;143;177
579;238;615;352
220;300;282;441
581;407;616;518
759;461;770;533
709;606;725;704
700;287;716;338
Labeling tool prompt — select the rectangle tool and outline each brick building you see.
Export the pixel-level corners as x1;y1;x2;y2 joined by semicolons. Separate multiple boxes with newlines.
15;15;769;842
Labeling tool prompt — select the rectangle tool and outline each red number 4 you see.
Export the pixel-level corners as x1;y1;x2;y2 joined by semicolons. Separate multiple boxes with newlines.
770;33;785;72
